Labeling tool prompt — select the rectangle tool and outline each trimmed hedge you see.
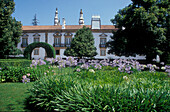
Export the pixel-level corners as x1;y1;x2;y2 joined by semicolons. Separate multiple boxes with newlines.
24;42;56;60
0;65;53;82
0;59;31;67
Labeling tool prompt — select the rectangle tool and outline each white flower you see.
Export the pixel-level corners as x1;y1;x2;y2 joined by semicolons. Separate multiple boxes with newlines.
143;65;147;68
161;67;165;70
123;76;128;80
76;68;81;72
89;69;95;73
153;65;157;68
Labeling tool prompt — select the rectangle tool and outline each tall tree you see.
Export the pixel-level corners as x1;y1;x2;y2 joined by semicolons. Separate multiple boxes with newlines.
32;14;39;26
64;26;97;58
0;0;22;58
107;0;169;63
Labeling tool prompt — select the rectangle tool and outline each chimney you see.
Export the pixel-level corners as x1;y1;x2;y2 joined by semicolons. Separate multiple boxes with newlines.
91;15;101;29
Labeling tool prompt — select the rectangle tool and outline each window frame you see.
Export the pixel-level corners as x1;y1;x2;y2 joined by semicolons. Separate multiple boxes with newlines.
34;49;39;55
100;49;106;56
34;37;40;42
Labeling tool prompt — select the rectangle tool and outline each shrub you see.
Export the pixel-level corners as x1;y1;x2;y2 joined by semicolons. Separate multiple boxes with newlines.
0;65;54;82
0;59;31;67
28;72;169;112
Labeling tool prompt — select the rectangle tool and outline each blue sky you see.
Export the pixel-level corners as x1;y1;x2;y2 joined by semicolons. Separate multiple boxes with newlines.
12;0;132;26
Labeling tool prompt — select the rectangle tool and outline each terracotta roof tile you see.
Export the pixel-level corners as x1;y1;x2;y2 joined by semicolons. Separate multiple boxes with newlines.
101;25;115;29
22;25;116;31
65;25;91;29
22;25;62;30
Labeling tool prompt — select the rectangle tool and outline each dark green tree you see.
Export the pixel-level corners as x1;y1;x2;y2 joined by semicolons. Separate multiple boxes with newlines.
0;0;22;58
32;14;39;26
64;26;97;58
107;0;169;63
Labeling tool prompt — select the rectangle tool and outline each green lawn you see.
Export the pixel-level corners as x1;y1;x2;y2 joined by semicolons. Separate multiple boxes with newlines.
0;83;33;112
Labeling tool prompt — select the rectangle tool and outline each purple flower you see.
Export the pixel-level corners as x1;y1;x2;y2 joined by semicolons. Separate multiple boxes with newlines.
81;63;89;69
95;63;102;70
66;61;71;66
22;78;30;84
165;65;170;69
118;67;122;71
39;59;46;65
165;69;170;73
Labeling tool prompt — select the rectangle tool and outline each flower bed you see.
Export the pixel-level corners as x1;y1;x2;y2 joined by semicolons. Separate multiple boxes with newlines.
0;57;169;111
25;57;169;111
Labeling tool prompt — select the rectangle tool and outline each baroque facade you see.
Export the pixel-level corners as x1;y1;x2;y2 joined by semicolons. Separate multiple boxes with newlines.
18;8;145;60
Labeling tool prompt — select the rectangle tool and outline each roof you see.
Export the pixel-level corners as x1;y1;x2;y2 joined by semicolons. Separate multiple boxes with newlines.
22;25;118;33
22;25;116;30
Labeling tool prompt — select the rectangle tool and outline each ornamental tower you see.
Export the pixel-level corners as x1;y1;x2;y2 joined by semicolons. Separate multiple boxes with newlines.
54;8;60;25
62;18;66;29
79;9;84;25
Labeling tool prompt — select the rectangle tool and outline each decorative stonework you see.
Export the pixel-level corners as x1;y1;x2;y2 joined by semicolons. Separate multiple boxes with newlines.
33;33;40;37
64;32;73;36
22;33;29;37
99;33;107;37
53;32;62;37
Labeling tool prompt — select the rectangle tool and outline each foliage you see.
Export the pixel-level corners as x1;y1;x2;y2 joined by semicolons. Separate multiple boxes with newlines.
28;71;169;111
0;57;169;111
8;48;23;56
107;0;169;63
0;0;22;58
23;42;56;60
0;59;31;67
0;65;54;82
32;14;39;26
64;26;97;58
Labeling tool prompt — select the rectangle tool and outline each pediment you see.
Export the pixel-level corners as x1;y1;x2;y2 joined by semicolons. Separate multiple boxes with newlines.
99;33;107;37
64;32;73;36
22;33;29;37
33;33;40;37
53;32;62;37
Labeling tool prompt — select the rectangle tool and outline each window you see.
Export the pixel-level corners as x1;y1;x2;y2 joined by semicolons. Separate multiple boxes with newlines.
45;32;48;43
56;50;60;55
100;49;106;56
22;38;27;44
34;49;39;55
54;38;61;45
65;38;71;45
22;38;28;47
100;38;106;44
100;38;106;48
22;38;28;45
34;38;39;42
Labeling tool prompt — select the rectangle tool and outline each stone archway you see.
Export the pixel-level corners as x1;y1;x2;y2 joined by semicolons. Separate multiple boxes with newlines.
24;42;56;60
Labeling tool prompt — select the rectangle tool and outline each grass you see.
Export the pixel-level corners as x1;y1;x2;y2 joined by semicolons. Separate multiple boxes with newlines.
0;82;33;112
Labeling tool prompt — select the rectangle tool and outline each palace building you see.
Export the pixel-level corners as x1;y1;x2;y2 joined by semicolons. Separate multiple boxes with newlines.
18;8;145;60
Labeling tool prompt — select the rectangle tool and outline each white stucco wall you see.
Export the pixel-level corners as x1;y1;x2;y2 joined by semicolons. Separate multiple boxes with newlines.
18;32;146;60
